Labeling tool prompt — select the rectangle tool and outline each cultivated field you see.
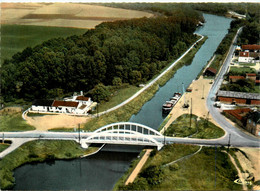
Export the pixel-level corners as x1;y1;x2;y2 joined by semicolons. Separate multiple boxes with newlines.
1;3;154;29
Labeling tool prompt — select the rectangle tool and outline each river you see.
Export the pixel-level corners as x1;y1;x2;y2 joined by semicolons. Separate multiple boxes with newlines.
13;14;232;190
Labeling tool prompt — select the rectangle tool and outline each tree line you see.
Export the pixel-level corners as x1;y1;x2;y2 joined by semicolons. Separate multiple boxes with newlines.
1;7;202;102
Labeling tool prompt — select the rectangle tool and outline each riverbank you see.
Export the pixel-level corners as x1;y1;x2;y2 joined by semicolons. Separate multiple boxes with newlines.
0;140;99;189
83;36;206;132
116;145;242;190
160;76;223;134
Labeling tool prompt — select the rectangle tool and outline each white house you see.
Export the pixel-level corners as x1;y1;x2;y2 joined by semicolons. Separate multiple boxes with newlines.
30;92;94;115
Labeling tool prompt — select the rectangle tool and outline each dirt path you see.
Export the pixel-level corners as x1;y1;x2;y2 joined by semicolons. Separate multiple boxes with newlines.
26;114;90;131
125;149;152;185
225;151;247;190
238;148;260;190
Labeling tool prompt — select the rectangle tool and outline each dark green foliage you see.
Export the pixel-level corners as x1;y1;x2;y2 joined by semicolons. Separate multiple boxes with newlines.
88;83;111;102
1;8;201;102
221;78;256;93
140;165;164;186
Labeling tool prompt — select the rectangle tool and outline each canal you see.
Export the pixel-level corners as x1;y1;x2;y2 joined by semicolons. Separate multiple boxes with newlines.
13;14;232;190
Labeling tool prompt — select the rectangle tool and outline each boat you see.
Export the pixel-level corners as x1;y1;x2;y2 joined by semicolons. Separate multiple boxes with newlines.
162;92;182;113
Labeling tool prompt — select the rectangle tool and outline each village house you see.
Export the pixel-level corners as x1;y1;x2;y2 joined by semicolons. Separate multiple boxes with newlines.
238;44;260;63
229;76;245;83
223;108;260;136
246;111;260;136
30;91;94;115
216;90;260;105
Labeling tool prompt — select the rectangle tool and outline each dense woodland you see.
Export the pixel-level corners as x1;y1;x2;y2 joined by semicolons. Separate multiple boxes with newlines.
1;3;259;103
1;6;202;102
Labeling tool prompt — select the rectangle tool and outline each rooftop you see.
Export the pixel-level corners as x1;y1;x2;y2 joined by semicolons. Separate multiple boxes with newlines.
217;90;260;100
76;96;90;101
205;67;217;74
242;45;260;51
229;76;245;79
52;100;79;108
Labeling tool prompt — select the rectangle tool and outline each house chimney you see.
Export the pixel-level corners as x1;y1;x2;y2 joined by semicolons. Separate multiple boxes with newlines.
80;91;83;96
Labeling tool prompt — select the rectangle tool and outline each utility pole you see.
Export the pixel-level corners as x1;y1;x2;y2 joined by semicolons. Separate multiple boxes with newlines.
190;98;192;128
227;134;231;151
78;124;81;143
202;85;204;99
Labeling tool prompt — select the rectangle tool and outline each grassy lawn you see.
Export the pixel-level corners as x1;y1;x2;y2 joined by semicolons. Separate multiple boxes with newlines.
0;143;10;152
98;85;141;112
164;114;225;139
0;140;98;189
229;66;256;74
238;63;256;67
117;144;241;190
1;24;87;64
83;36;206;132
0;113;35;132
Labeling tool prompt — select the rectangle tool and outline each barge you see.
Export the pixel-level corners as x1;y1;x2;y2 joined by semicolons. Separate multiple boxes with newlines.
162;92;182;113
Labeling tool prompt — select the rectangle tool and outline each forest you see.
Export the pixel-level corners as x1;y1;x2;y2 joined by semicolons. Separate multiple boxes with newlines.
1;6;202;102
1;3;259;103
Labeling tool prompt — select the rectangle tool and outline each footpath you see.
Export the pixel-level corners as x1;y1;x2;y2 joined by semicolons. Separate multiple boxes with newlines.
125;149;152;185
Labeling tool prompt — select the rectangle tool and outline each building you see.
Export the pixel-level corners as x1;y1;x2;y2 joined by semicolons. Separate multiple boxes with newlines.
216;90;260;105
30;92;94;115
241;45;260;52
246;111;260;136
238;45;260;63
246;73;257;81
203;67;217;76
229;76;245;83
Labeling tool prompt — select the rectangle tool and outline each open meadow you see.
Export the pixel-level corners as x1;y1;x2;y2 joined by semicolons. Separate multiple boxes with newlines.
1;3;153;63
1;3;153;28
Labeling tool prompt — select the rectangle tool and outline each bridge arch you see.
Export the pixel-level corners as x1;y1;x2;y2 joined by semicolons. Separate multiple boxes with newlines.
93;122;163;137
81;122;163;150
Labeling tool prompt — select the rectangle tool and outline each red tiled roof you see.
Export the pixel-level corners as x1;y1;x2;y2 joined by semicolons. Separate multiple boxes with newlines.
229;76;245;80
242;45;260;51
206;67;217;74
52;100;79;107
256;80;260;84
239;51;249;57
246;73;256;76
76;96;90;101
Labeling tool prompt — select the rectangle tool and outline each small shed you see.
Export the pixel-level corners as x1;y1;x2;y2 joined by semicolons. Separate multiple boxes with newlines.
204;67;217;76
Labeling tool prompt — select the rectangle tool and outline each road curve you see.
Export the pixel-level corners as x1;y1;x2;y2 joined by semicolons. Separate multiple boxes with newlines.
206;27;259;147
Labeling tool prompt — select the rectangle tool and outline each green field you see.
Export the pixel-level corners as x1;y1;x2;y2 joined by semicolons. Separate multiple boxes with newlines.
0;113;35;132
117;145;241;190
229;66;256;74
0;140;98;189
0;144;10;152
98;85;141;112
1;24;87;64
164;114;225;139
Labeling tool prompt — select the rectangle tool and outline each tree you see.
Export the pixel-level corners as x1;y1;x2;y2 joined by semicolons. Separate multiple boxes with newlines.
88;83;111;102
112;77;122;87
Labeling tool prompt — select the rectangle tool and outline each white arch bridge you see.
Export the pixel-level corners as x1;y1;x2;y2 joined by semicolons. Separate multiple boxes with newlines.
81;122;164;150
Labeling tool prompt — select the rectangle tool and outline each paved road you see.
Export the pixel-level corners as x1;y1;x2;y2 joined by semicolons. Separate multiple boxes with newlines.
206;27;259;147
1;28;259;159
